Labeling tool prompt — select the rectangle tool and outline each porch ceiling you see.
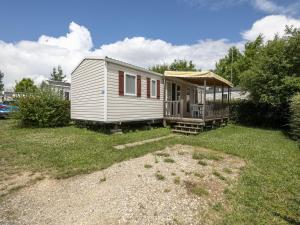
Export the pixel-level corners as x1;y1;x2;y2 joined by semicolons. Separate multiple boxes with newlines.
164;71;233;87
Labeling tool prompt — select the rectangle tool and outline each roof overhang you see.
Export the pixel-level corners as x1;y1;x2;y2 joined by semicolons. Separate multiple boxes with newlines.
164;71;233;87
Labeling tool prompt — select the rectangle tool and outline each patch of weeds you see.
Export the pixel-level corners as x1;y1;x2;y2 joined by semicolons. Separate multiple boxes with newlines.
155;171;165;181
185;171;192;175
212;202;223;211
184;180;208;197
99;176;106;182
193;172;204;178
164;158;175;163
198;160;208;166
164;188;171;193
173;217;183;225
144;164;153;169
178;151;187;155
223;168;232;174
192;151;222;161
174;176;180;184
171;172;176;176
155;152;170;157
212;171;226;181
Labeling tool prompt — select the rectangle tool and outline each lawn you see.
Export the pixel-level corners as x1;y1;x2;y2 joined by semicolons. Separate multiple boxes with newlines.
0;119;299;224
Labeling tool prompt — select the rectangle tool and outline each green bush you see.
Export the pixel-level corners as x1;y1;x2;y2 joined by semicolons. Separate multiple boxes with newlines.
290;93;300;141
230;99;289;128
17;89;70;127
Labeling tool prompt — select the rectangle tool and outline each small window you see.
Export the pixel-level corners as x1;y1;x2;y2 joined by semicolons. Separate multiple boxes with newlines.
64;92;70;100
151;79;157;97
125;73;136;96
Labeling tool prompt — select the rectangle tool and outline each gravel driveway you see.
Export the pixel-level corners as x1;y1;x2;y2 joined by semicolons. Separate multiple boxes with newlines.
0;145;245;225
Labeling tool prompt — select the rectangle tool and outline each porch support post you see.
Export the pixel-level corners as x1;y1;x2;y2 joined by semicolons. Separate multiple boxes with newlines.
163;76;166;117
163;76;167;127
221;85;224;118
213;82;216;118
203;79;206;121
213;84;216;102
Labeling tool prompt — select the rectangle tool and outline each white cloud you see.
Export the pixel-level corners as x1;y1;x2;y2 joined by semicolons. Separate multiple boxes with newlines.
93;37;243;70
181;0;300;15
242;15;300;41
1;14;299;89
0;22;241;88
252;0;300;15
38;22;93;51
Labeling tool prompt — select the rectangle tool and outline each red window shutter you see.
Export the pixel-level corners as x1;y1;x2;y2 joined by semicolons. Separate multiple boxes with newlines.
147;78;150;98
119;71;124;96
137;75;141;97
157;80;160;99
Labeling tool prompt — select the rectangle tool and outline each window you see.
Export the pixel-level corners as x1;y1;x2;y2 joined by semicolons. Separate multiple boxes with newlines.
151;79;157;97
64;92;70;100
125;73;136;96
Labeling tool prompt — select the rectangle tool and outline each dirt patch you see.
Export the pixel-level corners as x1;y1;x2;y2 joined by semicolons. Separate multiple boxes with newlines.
0;145;245;225
0;171;44;198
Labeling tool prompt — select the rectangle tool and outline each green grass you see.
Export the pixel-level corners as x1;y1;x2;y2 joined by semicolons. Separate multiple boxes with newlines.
174;176;180;184
144;164;153;169
155;171;165;181
212;170;226;181
164;158;175;163
0;120;299;224
0;119;171;179
192;151;222;161
184;180;209;196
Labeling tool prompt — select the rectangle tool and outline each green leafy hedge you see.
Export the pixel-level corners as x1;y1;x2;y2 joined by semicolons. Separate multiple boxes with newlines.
17;89;70;127
230;99;289;128
290;93;300;141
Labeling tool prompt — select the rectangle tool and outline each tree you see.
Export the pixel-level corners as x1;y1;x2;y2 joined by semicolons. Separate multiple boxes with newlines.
0;70;4;92
215;47;243;85
149;63;169;74
169;59;197;71
15;78;37;93
150;59;198;74
50;65;66;81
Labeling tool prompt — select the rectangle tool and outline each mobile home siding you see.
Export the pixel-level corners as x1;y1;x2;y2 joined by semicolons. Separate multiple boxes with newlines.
71;59;105;121
106;62;164;122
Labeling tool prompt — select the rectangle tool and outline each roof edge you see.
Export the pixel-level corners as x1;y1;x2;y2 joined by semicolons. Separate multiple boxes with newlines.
71;56;163;77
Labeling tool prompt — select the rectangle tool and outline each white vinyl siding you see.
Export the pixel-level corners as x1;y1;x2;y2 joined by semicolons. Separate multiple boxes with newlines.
71;59;105;121
106;62;163;122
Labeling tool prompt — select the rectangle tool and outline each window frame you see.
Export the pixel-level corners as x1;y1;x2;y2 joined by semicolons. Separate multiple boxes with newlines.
124;73;137;96
151;79;157;98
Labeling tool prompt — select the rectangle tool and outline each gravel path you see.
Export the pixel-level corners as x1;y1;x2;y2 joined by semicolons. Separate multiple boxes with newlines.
0;145;245;225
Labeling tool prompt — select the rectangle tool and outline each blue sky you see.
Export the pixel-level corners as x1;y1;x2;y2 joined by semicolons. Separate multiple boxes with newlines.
1;0;300;87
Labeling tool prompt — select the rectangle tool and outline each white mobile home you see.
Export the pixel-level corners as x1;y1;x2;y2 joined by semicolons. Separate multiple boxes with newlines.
71;57;164;123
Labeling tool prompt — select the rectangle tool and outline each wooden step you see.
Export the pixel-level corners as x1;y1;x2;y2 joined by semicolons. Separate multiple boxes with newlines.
176;121;204;126
172;129;199;135
174;125;203;130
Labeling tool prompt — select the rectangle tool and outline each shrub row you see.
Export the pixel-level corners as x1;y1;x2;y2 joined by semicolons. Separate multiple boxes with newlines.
17;89;70;127
229;100;289;128
289;93;300;141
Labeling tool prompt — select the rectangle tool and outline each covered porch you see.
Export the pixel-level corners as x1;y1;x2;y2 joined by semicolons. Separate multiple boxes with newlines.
163;71;233;128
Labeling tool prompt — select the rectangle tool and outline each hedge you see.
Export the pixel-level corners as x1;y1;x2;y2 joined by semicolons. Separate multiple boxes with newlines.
16;89;70;127
229;99;289;128
290;93;300;141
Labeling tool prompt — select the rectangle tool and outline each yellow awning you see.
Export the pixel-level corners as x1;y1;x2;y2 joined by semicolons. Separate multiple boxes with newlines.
164;71;233;87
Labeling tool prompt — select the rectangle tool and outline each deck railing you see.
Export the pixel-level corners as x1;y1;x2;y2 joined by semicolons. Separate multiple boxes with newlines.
164;100;229;120
164;100;183;117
